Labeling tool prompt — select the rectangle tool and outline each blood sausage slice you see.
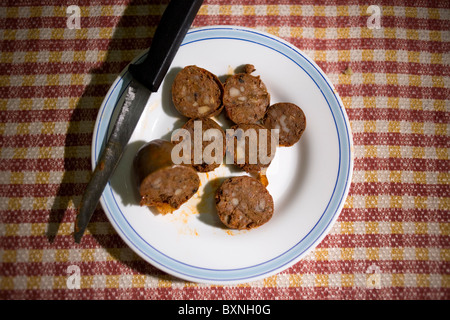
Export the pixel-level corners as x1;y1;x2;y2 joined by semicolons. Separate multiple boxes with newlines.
226;123;276;173
215;175;274;230
134;139;200;213
263;102;306;147
175;118;226;172
172;65;223;119
223;72;270;124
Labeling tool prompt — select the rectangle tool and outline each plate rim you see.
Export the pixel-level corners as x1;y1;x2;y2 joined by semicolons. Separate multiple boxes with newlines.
92;25;354;284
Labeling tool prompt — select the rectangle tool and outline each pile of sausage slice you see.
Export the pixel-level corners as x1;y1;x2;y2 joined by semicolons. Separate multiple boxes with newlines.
134;65;306;229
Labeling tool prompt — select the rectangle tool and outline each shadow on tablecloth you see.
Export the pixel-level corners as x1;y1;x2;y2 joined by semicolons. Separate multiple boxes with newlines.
46;0;172;276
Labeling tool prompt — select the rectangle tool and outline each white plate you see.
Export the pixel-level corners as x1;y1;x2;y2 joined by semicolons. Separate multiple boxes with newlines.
93;26;353;284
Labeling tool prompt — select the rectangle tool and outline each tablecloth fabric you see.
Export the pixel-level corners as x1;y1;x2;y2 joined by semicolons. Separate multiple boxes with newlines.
0;0;449;299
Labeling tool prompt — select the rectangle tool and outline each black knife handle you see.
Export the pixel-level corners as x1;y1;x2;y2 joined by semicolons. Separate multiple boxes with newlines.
128;0;203;92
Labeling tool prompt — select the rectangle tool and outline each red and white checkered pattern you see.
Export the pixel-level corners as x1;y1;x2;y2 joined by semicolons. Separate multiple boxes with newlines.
0;0;448;299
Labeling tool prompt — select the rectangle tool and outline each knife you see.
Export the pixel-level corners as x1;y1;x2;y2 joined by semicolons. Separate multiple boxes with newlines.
74;0;204;243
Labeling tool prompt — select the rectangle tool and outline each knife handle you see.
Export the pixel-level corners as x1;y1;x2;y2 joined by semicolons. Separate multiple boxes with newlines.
128;0;204;92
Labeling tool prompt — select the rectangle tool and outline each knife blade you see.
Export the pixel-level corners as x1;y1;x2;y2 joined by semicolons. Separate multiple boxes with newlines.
74;0;204;243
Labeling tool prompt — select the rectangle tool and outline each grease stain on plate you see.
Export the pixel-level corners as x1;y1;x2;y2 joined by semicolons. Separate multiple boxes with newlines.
161;163;251;237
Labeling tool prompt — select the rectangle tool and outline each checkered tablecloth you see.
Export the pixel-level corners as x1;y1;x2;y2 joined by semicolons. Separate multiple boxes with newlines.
1;0;448;300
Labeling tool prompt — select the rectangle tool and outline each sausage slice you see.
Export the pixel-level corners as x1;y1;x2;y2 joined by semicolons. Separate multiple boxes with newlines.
226;123;276;173
172;65;224;118
262;102;306;147
215;175;274;230
223;71;270;124
174;118;226;172
134;139;200;213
